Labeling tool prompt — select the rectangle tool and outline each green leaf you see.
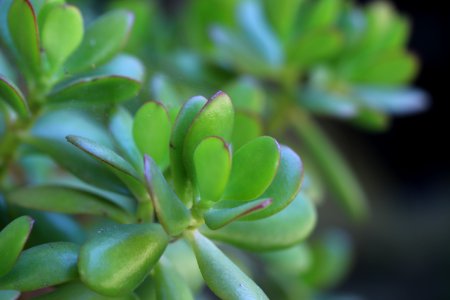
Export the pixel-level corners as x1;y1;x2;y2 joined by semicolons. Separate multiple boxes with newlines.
0;75;29;118
170;95;207;201
202;193;316;251
0;0;15;53
194;137;231;203
64;10;134;74
352;108;389;132
79;223;168;296
41;4;83;70
0;242;79;291
224;77;265;114
0;216;34;277
0;290;20;300
187;231;268;300
223;136;280;201
302;230;352;289
66;135;139;179
263;0;304;40
183;91;234;181
259;244;311;276
231;112;263;151
34;282;139;300
48;75;141;105
87;54;144;82
8;0;41;74
242;146;303;220
144;155;191;236
204;198;272;230
154;259;194;300
6;185;134;224
109;106;142;170
303;0;342;31
133;102;171;169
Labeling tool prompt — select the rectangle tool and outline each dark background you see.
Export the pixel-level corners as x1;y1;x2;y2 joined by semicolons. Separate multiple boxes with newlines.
325;1;450;299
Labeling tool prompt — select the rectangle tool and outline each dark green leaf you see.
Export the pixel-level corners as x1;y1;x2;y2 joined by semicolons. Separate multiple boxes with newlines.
204;198;272;230
64;10;134;74
202;193;316;251
0;216;34;277
133;102;171;169
8;0;41;74
187;231;268;300
242;146;303;220
224;136;280;201
154;259;194;300
0;75;28;118
6;185;133;224
144;155;191;236
194;136;231;203
0;242;79;291
259;244;311;276
79;223;168;296
41;4;83;70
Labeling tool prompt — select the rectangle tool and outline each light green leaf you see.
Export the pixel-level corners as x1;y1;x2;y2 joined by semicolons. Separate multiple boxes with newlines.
64;10;134;74
144;155;190;236
8;0;41;74
0;290;20;300
48;76;141;105
154;259;194;300
41;4;83;70
224;77;265;114
0;242;79;291
6;185;133;224
242;146;303;220
204;198;272;230
194;136;231;203
0;216;34;277
231;112;262;151
202;193;316;251
133;102;171;169
303;0;342;31
86;54;144;81
170;95;207;201
183;91;234;181
0;75;29;118
224;136;280;201
79;223;168;296
187;231;268;300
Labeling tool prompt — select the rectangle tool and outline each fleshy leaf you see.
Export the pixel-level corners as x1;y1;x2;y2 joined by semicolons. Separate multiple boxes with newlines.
202;193;316;251
170;95;207;200
78;223;168;296
224;77;265;114
0;242;79;291
183;91;234;181
0;75;29;118
48;75;141;105
231;111;263;151
8;0;41;74
41;3;83;70
204;198;272;230
154;259;194;300
144;155;191;236
187;231;268;300
194;136;231;203
64;10;134;74
0;290;20;300
242;145;303;220
0;216;34;277
6;185;133;224
223;136;280;201
133;102;171;169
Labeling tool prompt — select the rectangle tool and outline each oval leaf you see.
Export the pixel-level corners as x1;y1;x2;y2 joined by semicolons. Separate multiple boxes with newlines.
0;242;79;291
0;75;29;118
154;259;194;300
133;102;171;169
194;136;231;203
79;223;168;296
242;145;303;220
6;185;133;224
41;4;83;69
64;10;134;74
223;136;280;201
8;0;41;74
183;91;234;182
144;155;190;236
187;231;268;300
202;193;316;251
0;216;34;277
